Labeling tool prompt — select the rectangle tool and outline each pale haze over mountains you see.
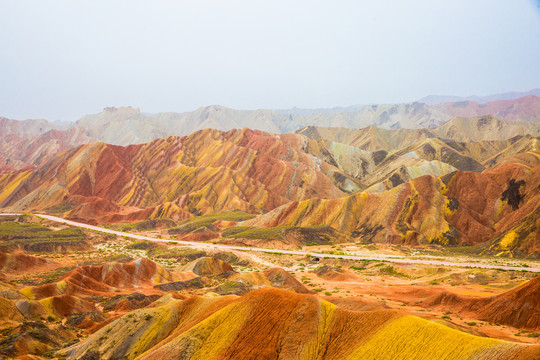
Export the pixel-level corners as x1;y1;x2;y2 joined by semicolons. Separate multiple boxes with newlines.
2;2;540;360
2;1;539;122
2;91;539;197
419;88;540;106
1;91;539;145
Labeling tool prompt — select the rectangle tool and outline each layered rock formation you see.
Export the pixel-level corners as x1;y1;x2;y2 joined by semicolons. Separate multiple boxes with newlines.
0;117;95;171
59;288;540;360
424;274;540;330
0;128;360;223
246;151;540;253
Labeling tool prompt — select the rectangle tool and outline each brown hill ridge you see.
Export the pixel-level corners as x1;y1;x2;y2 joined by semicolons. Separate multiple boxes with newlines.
1;122;538;222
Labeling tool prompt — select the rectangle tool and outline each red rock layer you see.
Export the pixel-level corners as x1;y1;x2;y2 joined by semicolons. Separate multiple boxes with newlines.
0;252;50;273
0;128;357;223
25;258;172;299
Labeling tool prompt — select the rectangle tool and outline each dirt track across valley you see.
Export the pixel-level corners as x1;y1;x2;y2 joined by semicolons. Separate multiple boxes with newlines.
2;213;539;272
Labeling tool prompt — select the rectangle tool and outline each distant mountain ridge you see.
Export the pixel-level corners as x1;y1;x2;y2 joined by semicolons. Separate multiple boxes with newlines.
297;116;540;191
419;88;540;105
73;102;451;145
0;117;95;171
0;93;536;148
433;95;540;122
2;114;539;196
1;93;538;170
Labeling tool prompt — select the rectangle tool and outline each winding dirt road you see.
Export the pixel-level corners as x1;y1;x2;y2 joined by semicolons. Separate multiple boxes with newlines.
2;213;539;272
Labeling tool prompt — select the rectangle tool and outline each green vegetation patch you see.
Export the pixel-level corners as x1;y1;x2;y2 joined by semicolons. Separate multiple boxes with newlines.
108;218;177;232
222;226;285;240
126;240;156;250
44;201;74;214
220;224;341;242
283;225;348;245
215;280;250;295
147;246;206;261
15;266;76;286
0;221;87;252
379;265;409;278
168;211;255;235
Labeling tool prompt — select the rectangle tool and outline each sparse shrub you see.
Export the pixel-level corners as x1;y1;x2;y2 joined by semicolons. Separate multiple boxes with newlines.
63;338;80;348
379;265;408;277
43;349;57;358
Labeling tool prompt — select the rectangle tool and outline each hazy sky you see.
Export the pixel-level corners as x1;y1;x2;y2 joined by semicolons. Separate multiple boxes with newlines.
1;0;539;121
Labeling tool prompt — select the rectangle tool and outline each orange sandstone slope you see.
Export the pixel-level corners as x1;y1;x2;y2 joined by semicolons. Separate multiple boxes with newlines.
0;252;52;273
425;274;540;331
20;258;174;300
59;288;540;360
0;128;360;223
247;151;540;253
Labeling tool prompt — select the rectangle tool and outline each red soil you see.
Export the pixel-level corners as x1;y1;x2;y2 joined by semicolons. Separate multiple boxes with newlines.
27;258;172;299
424;275;540;330
263;268;313;294
0;252;51;274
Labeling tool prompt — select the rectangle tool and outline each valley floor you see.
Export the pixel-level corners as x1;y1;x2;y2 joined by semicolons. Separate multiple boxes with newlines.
17;213;540;273
1;213;540;359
